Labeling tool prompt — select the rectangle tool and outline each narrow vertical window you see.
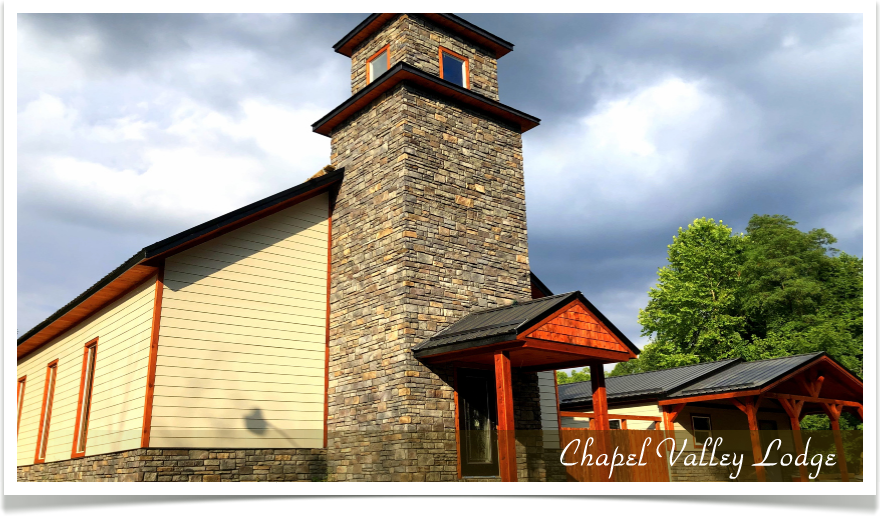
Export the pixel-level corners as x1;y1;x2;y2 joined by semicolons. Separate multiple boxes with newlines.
439;47;469;88
366;45;390;84
17;376;26;436
35;361;58;464
72;340;98;457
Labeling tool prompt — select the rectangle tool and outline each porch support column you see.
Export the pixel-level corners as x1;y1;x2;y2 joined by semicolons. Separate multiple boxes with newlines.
823;403;848;482
778;398;809;482
662;403;685;452
732;396;766;482
589;364;609;431
494;351;517;482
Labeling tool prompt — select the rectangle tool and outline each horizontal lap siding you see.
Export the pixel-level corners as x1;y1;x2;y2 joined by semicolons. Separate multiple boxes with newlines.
16;277;156;466
151;194;329;449
537;371;559;447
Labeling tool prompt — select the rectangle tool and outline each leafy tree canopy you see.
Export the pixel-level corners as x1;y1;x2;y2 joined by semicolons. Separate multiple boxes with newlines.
610;215;862;378
556;367;590;385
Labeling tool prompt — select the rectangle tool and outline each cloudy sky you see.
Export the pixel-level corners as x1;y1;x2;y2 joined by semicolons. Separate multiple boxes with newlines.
17;13;864;349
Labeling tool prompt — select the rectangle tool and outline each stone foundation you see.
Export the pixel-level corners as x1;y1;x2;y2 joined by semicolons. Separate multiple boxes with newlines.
17;448;327;482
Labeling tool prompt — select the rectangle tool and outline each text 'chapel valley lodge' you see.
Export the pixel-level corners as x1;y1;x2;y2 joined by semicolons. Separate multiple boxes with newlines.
17;13;862;483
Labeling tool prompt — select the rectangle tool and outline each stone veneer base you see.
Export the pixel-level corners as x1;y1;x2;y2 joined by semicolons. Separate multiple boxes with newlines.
17;448;328;482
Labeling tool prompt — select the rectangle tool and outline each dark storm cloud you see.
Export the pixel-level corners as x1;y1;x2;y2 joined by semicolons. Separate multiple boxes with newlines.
17;13;863;349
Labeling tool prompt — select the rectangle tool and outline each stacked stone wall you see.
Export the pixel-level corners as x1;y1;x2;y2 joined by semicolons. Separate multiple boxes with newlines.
17;448;326;482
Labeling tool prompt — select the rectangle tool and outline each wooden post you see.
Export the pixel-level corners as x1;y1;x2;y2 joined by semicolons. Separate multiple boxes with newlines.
778;398;808;482
589;363;610;480
589;364;609;431
824;403;849;482
494;351;517;482
732;396;766;482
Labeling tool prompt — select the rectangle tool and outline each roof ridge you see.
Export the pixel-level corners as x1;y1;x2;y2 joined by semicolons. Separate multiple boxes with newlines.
559;357;741;387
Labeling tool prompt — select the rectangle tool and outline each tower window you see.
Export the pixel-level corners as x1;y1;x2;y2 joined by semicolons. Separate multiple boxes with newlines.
439;47;469;88
367;45;390;84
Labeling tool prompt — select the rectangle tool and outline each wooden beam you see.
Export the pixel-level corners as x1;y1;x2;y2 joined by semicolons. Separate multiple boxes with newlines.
494;351;517;482
732;396;766;482
559;411;662;422
778;398;809;482
763;392;862;408
822;402;849;482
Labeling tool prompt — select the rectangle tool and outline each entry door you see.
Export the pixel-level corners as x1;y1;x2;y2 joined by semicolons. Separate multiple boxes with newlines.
457;369;499;477
758;420;784;481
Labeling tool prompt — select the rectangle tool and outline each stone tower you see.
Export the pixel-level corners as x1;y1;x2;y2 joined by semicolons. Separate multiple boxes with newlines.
314;13;548;481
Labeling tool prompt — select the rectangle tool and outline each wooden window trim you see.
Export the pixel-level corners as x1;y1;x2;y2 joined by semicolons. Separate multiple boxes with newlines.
34;359;59;464
691;413;713;449
439;46;470;89
366;44;390;85
71;338;98;458
17;376;27;436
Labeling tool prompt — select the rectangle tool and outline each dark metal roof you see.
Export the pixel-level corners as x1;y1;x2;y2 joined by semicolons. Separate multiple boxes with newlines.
312;62;540;136
667;352;826;399
413;291;639;357
559;358;741;407
18;168;344;348
333;14;514;58
529;271;554;297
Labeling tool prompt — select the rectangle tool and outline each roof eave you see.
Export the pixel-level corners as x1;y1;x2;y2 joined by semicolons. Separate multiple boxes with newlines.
333;13;514;58
312;63;539;136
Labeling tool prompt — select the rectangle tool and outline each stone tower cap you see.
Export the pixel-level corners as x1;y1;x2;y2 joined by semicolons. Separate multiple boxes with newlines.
333;13;515;58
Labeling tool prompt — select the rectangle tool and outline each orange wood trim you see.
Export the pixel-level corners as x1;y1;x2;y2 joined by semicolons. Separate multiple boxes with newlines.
34;359;59;464
553;370;562;438
366;44;390;85
494;351;517;482
659;389;762;406
71;338;98;459
589;364;610;431
140;267;164;448
732;396;766;482
784;409;809;482
762;355;861;397
763;392;861;407
439;46;470;89
518;300;580;339
323;201;333;449
518;299;637;359
560;411;595;418
521;338;634;362
17;376;26;436
453;366;462;479
830;418;849;482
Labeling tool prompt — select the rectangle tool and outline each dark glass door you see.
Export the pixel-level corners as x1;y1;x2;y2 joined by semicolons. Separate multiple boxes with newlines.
457;369;499;477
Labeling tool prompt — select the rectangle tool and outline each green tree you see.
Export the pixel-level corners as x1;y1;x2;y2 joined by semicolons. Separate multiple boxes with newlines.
634;214;862;376
556;367;590;385
637;218;747;369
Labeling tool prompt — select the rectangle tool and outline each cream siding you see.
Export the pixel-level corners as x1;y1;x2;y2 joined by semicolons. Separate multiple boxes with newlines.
16;276;157;466
537;371;559;447
560;401;663;430
150;193;329;449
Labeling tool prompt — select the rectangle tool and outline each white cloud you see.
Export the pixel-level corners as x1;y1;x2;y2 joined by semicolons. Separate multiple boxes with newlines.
18;93;330;232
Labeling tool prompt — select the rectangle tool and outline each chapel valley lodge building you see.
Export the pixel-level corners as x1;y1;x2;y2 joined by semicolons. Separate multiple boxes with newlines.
16;13;862;483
